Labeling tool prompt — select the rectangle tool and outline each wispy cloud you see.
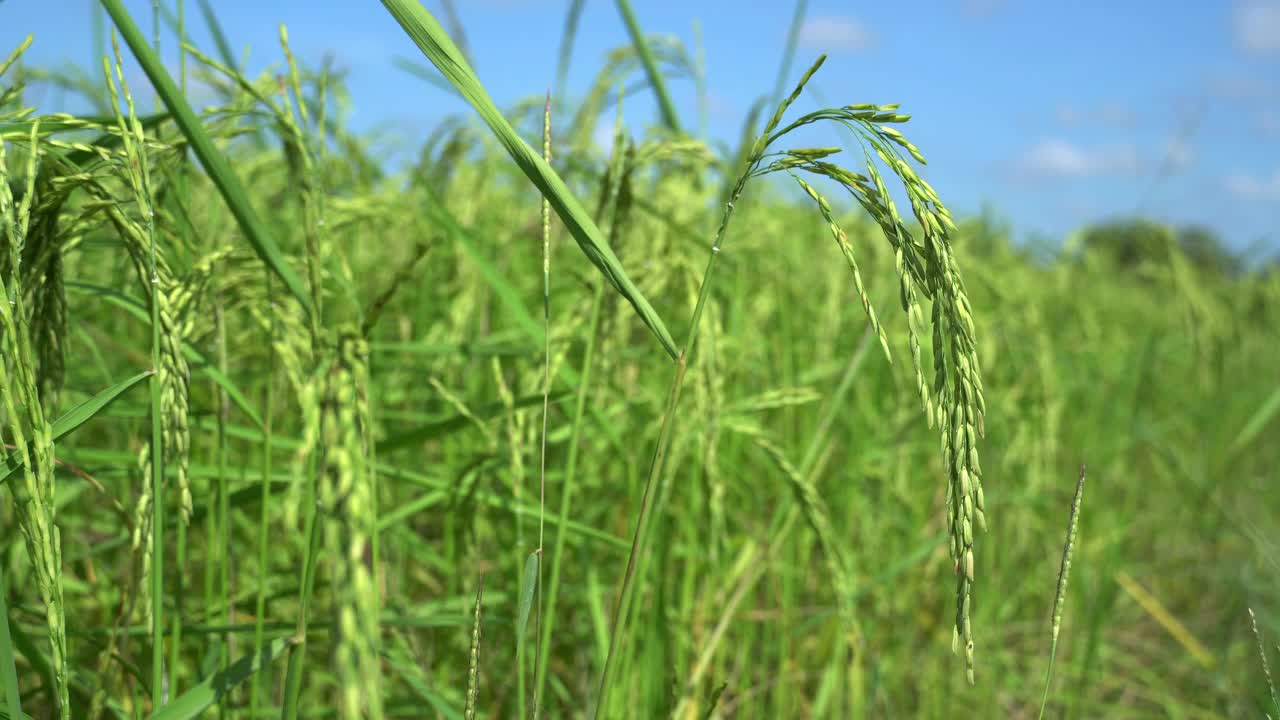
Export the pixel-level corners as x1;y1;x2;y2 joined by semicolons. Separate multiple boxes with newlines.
1225;170;1280;200
798;17;877;53
1012;138;1141;180
1233;1;1280;55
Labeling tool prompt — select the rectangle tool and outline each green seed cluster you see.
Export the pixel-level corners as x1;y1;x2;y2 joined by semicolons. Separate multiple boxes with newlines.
0;119;71;720
302;328;382;719
743;68;989;681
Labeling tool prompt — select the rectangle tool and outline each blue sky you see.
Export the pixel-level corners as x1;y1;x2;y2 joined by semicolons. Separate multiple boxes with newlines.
4;1;1279;254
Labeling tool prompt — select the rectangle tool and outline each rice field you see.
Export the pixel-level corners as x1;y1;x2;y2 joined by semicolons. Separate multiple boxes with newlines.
1;2;1279;718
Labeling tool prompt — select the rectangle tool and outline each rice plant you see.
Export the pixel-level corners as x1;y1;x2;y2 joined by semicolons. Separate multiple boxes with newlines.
0;2;1276;719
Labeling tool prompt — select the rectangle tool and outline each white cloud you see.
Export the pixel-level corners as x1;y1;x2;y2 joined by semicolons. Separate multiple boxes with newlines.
1014;138;1141;179
1225;170;1280;200
799;17;878;53
1233;1;1280;55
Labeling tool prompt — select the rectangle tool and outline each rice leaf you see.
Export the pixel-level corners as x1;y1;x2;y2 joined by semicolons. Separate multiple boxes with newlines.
517;551;539;645
378;0;679;359
1;370;152;486
1230;384;1280;455
146;637;293;720
613;0;681;132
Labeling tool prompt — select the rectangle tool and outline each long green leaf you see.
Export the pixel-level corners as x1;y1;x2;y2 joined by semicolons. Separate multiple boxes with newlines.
195;0;240;73
0;569;22;720
378;0;678;359
1230;383;1280;455
516;552;539;645
98;0;315;321
1;370;152;486
147;638;293;720
613;0;681;133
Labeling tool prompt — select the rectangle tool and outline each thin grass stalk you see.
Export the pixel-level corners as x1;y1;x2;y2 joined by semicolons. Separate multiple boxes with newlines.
1038;462;1087;720
100;38;169;706
250;273;276;715
591;59;806;715
530;89;552;720
280;482;321;720
215;301;232;694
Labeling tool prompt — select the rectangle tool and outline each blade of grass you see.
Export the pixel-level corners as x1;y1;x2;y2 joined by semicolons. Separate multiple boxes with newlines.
98;0;315;321
1229;383;1280;456
771;0;809;106
147;638;294;720
612;0;681;133
378;0;678;359
1;370;152;486
194;0;239;73
554;0;586;97
0;569;22;720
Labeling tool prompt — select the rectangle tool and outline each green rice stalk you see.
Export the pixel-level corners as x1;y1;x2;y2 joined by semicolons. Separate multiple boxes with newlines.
530;89;552;720
593;55;828;719
0;120;69;720
533;100;628;712
304;329;382;719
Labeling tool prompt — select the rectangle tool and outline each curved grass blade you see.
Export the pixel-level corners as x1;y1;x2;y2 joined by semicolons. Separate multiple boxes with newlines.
195;0;240;73
146;637;293;720
98;0;315;321
613;0;681;132
379;0;678;359
1230;383;1280;456
517;552;539;643
554;0;586;95
1;370;152;486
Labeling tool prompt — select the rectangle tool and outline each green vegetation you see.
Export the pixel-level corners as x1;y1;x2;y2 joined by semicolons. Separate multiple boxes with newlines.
2;2;1279;718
